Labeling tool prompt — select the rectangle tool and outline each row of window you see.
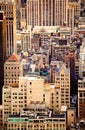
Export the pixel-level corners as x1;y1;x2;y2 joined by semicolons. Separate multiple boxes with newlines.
5;67;20;69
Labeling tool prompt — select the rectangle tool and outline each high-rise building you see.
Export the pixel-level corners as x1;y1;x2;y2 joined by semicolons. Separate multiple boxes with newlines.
55;63;70;108
27;0;68;28
16;0;21;29
54;0;68;26
7;112;66;130
0;0;16;56
2;73;72;128
69;1;81;26
78;78;85;119
68;3;74;34
80;0;85;17
27;0;39;28
4;53;23;86
16;29;31;54
0;105;3;130
0;11;6;104
64;51;76;96
79;38;85;78
2;76;47;125
20;3;27;29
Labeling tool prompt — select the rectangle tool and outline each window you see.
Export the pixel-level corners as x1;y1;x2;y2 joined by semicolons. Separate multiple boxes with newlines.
71;114;73;117
43;98;45;102
43;94;45;97
56;92;58;94
30;82;32;85
80;93;82;97
30;91;32;93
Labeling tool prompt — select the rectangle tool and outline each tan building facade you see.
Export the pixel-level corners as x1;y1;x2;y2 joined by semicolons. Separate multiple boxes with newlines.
4;53;23;85
16;29;31;54
27;0;68;27
0;0;16;56
55;64;70;108
67;108;76;129
3;73;70;126
68;4;74;34
7;113;66;130
0;105;3;130
78;78;85;119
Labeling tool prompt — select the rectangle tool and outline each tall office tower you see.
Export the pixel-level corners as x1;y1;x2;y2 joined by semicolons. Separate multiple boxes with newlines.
80;0;85;17
55;64;70;108
69;1;80;17
0;0;16;56
69;1;81;26
27;0;68;28
20;3;27;29
38;0;54;26
27;0;39;28
4;53;23;86
78;78;85;119
68;4;74;34
64;52;76;96
54;0;68;26
16;0;21;29
0;11;6;104
79;38;85;78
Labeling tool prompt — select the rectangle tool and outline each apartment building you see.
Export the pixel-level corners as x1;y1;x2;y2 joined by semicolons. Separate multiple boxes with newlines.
64;51;76;96
2;76;44;123
4;53;23;85
67;108;76;129
55;63;70;108
31;34;41;51
6;103;76;130
7;112;66;130
16;29;31;54
79;38;85;78
78;78;85;119
50;61;63;83
2;72;72;128
51;40;70;60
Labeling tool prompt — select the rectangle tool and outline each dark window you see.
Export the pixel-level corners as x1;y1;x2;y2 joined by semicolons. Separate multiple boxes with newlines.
30;82;32;85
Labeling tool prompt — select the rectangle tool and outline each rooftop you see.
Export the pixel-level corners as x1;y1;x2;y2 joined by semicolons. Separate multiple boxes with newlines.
19;76;42;81
8;113;66;122
6;53;20;62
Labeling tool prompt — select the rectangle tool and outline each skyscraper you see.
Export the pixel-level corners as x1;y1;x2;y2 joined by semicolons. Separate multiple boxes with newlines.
54;0;68;26
0;11;6;104
0;0;16;56
27;0;68;28
27;0;39;28
78;78;85;119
